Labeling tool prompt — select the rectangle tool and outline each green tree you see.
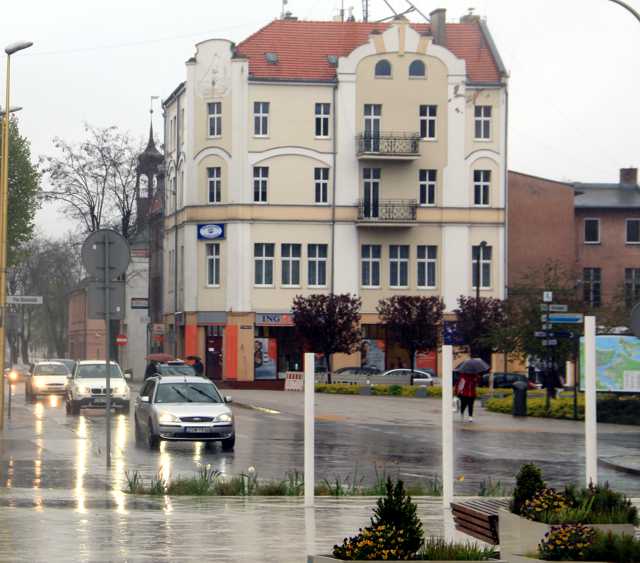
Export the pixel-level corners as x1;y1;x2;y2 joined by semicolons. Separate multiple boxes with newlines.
0;117;40;265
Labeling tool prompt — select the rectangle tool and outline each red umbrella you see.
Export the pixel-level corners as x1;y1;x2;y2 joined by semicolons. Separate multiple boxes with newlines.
146;353;174;362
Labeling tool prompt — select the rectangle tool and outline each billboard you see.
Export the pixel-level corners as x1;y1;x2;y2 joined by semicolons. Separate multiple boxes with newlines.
361;339;385;372
579;335;640;393
254;338;278;380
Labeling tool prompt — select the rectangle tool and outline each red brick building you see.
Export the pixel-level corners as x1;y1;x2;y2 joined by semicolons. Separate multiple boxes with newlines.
507;171;576;288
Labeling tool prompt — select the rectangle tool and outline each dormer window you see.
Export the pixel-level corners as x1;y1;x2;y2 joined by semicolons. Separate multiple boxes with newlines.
374;59;391;78
265;52;279;64
409;60;426;78
326;55;338;67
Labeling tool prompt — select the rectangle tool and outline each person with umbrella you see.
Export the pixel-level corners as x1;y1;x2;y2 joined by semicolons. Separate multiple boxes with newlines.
187;355;204;378
454;358;489;423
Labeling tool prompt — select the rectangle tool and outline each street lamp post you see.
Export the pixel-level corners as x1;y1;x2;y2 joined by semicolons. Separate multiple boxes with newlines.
0;40;33;430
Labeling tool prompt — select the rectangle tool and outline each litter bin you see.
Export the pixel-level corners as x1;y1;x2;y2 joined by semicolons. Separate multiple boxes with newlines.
512;381;528;417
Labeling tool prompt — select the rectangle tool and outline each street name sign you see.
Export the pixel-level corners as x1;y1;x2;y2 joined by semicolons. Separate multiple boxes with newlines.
541;313;584;324
542;339;558;346
534;331;547;338
7;295;42;305
539;304;569;313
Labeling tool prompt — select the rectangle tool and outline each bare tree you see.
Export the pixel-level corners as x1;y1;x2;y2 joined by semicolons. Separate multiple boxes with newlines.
41;124;140;238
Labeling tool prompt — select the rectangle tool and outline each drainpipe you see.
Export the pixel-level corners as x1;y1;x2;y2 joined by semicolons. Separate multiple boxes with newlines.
503;87;509;299
330;82;338;294
173;94;180;357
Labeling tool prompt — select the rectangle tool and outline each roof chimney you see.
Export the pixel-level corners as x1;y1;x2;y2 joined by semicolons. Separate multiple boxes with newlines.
460;7;481;24
430;8;447;46
620;167;638;186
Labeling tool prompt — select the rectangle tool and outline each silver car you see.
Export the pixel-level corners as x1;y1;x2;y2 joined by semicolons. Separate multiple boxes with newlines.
382;368;439;386
134;375;235;451
26;361;70;402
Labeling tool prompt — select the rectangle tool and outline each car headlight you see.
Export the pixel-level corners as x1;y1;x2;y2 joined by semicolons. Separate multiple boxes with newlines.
77;385;91;395
34;380;47;389
158;412;180;424
215;413;233;423
8;371;18;382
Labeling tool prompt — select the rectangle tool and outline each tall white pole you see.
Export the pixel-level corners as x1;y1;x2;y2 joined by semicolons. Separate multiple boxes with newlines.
441;344;454;509
584;316;598;486
304;352;315;507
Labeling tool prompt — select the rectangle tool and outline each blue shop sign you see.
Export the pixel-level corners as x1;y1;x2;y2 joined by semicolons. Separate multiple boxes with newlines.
197;223;225;240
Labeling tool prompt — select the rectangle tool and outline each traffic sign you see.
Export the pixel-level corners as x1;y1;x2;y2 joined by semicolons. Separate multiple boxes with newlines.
7;295;42;305
542;339;558;346
87;281;125;320
541;313;584;324
534;331;547;338
81;229;130;281
115;334;128;346
543;291;553;303
539;304;569;313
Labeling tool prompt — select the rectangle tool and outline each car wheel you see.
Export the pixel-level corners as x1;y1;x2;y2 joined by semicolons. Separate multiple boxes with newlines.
147;420;160;450
120;401;130;414
204;441;217;451
220;435;235;452
134;417;143;445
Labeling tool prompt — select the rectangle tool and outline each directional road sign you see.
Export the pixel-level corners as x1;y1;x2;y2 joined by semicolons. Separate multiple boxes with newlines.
7;295;42;305
541;313;584;324
539;304;569;313
534;331;547;338
542;339;558;346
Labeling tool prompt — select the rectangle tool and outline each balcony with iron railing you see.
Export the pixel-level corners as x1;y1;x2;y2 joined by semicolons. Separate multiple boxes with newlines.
356;199;417;226
356;132;421;160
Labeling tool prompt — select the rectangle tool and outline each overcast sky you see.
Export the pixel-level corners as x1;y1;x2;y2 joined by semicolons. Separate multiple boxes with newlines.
2;0;639;237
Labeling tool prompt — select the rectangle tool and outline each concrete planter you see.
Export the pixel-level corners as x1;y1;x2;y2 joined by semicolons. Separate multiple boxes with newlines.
499;508;636;560
510;556;608;563
308;557;504;563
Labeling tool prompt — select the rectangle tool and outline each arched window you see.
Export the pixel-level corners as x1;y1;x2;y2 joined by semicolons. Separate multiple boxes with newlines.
374;59;392;77
409;59;426;78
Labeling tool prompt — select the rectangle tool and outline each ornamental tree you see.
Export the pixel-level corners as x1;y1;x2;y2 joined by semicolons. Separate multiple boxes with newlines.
292;293;362;383
377;295;445;379
454;296;506;362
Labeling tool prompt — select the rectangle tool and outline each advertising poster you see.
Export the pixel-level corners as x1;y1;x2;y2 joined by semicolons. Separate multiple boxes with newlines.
579;335;640;393
361;339;385;372
254;338;278;380
443;321;466;346
415;350;437;371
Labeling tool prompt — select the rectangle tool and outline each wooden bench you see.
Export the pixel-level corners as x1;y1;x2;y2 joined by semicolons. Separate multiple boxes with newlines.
450;498;509;545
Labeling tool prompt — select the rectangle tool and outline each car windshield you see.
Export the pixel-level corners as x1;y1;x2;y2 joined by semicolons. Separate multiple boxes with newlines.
158;364;196;377
155;382;222;404
34;364;69;376
51;359;76;372
76;364;123;379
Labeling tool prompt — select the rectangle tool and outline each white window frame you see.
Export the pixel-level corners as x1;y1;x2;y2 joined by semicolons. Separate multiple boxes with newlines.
626;219;640;244
583;267;602;308
253;166;268;203
254;101;270;137
207;167;221;204
254;243;275;287
417;245;437;289
474;105;492;140
315;103;330;138
389;245;409;289
308;244;328;288
361;244;381;288
625;268;640;307
419;169;436;206
314;167;329;204
207;102;222;138
281;243;301;288
472;245;492;290
584;218;601;244
419;105;437;140
206;243;220;287
473;170;491;207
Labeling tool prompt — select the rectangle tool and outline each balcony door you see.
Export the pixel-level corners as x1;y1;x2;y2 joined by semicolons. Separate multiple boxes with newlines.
363;168;380;218
363;104;381;152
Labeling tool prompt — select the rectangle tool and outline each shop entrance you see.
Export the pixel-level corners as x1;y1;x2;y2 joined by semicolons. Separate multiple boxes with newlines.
254;326;303;379
205;326;224;380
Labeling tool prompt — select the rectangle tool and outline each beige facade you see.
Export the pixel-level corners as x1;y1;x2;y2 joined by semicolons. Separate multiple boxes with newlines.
162;16;508;381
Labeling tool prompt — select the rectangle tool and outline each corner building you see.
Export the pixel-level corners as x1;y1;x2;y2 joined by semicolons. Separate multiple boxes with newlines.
162;10;508;383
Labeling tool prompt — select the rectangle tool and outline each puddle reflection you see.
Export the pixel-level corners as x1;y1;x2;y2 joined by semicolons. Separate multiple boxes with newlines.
159;441;171;482
76;417;88;513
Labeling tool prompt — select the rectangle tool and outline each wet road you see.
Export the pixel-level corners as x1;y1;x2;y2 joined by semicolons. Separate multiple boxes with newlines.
1;382;639;496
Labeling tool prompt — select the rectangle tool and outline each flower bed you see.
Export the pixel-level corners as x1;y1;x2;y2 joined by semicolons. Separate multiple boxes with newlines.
315;384;502;399
500;464;638;560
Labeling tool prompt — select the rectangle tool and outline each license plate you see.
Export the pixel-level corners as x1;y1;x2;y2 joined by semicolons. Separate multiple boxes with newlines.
93;398;106;405
185;427;210;434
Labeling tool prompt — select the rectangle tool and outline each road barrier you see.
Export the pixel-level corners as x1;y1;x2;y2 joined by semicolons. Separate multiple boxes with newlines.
285;371;304;391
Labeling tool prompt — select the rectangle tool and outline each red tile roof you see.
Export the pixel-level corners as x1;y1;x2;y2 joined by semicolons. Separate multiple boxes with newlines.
235;20;502;83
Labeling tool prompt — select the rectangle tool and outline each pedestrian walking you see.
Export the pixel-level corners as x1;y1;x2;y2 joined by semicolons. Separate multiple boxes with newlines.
193;357;204;377
455;370;481;423
144;360;158;381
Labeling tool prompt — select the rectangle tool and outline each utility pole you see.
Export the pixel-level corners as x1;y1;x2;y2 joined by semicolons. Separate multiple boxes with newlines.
362;0;369;22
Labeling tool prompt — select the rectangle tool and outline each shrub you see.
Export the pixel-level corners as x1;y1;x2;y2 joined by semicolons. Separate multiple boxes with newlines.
511;463;545;515
315;383;359;395
562;482;639;525
418;537;498;561
332;479;424;560
538;524;597;561
587;532;640;562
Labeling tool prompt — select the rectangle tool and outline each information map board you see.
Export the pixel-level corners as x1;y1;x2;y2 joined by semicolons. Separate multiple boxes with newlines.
579;335;640;393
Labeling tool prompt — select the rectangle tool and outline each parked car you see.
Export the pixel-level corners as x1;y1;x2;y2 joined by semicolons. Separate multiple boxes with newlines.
334;366;381;377
26;361;70;402
134;374;234;451
154;360;198;378
66;360;131;415
382;368;439;386
481;372;537;389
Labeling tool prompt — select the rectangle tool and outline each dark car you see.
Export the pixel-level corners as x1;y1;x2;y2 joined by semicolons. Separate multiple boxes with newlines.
481;372;536;389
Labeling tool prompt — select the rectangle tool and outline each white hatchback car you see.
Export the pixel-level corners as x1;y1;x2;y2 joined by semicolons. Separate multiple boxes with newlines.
66;360;131;415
